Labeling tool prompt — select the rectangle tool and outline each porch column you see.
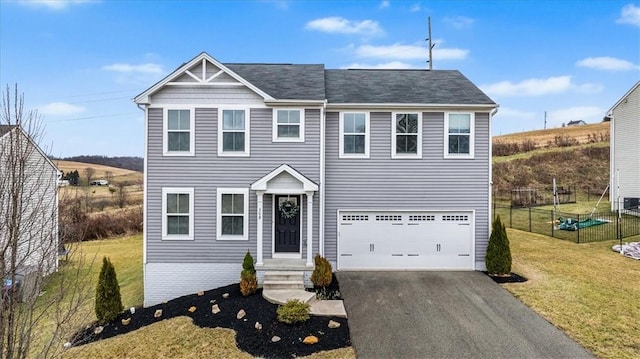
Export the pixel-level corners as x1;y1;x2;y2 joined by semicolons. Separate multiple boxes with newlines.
256;191;264;266
306;191;314;266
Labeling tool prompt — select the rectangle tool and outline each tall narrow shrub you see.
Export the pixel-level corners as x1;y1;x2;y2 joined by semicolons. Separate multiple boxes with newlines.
311;255;333;288
95;256;123;323
485;215;512;275
240;250;257;296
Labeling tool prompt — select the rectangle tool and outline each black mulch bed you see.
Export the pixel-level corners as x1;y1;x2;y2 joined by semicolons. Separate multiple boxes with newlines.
70;276;350;358
484;272;528;284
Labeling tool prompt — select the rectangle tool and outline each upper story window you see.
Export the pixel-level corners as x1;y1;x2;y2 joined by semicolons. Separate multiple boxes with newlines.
339;112;369;158
445;112;474;158
218;109;250;156
216;188;249;240
273;109;305;142
162;187;194;240
392;113;422;158
164;109;194;156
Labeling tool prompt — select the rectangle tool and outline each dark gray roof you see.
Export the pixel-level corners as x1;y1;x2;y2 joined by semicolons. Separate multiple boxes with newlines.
0;125;16;137
226;64;326;101
325;69;495;105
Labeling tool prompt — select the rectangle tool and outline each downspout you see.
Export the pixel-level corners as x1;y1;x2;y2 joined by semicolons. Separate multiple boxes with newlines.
607;113;614;211
319;100;327;257
487;106;499;270
136;103;148;297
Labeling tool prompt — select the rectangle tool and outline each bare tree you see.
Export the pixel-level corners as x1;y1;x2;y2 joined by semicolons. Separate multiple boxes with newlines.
83;167;95;186
104;171;113;184
1;84;94;358
116;182;128;209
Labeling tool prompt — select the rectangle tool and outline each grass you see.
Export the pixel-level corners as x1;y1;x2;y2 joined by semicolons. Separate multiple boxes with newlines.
494;122;609;146
504;229;640;359
493;141;608;163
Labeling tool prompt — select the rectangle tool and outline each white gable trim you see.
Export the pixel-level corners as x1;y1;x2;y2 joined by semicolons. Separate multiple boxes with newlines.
250;164;318;193
607;81;640;115
134;52;274;104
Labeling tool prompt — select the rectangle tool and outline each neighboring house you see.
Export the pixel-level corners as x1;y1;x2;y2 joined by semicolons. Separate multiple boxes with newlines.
0;125;60;279
134;52;498;306
567;120;587;126
608;81;640;213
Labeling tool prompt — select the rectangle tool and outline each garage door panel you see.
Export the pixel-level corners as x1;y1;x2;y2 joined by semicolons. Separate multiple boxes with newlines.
338;211;473;270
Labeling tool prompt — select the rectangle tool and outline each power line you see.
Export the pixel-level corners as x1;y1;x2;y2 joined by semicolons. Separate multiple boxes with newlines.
46;113;140;123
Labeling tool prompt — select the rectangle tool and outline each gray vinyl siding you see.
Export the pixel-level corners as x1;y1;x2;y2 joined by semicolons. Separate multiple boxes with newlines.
612;85;640;205
146;107;321;263
324;111;491;266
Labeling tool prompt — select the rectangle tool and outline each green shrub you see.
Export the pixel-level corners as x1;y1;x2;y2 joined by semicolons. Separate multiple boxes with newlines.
277;299;310;324
310;255;333;288
240;251;257;296
95;256;124;323
485;215;512;275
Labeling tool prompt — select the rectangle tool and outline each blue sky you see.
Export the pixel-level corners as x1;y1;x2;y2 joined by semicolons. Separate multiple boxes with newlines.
1;0;638;157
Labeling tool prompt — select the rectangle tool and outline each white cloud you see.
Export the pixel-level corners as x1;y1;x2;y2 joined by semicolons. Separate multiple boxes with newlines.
39;102;85;116
379;0;390;9
355;43;468;61
102;63;163;74
18;0;95;10
617;3;640;27
495;107;537;122
342;61;415;69
481;76;601;97
444;16;474;29
305;17;384;36
576;56;639;71
410;3;421;12
547;106;603;127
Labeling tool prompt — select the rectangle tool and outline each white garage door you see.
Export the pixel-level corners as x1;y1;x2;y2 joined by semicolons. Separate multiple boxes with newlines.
338;211;474;270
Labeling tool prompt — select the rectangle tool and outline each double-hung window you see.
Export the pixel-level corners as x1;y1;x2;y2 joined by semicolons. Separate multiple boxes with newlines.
273;109;304;142
339;112;369;158
216;188;249;240
392;113;422;158
162;188;194;240
219;109;249;156
164;109;194;156
445;112;474;158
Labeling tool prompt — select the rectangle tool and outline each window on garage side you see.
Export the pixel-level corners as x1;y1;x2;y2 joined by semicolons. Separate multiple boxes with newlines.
445;113;474;158
164;109;194;156
392;112;422;158
273;109;304;142
162;187;194;240
340;112;369;158
216;188;249;240
219;109;249;156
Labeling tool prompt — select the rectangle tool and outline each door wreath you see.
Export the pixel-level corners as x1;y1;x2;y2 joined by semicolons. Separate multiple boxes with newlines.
279;199;299;219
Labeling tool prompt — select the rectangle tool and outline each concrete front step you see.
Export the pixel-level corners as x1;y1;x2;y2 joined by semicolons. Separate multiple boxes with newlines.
263;289;316;305
263;271;304;282
262;289;348;318
263;280;305;290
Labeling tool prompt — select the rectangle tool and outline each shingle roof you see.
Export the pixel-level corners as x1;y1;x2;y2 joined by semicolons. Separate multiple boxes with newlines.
325;69;495;104
226;64;326;101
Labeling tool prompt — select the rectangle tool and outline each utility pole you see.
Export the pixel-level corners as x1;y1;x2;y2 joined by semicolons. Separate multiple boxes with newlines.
544;111;547;129
426;16;435;70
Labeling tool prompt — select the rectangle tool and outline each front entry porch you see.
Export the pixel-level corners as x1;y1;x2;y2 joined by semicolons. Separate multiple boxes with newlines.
250;164;319;267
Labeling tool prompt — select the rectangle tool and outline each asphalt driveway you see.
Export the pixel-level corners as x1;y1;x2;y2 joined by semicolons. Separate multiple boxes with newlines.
337;271;595;359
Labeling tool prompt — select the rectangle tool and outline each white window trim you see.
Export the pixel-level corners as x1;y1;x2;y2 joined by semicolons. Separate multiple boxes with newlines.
218;107;251;157
391;112;422;159
161;187;195;241
216;187;249;241
163;107;195;156
272;108;305;143
339;112;370;159
444;112;475;159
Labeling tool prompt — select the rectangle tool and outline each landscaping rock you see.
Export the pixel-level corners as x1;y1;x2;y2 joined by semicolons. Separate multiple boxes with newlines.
63;342;72;349
197;290;204;296
210;299;216;304
223;293;230;298
121;318;131;326
129;307;135;314
271;336;281;343
303;335;318;345
212;304;220;314
255;322;262;330
188;306;196;313
94;326;103;335
154;309;162;318
237;309;246;319
328;320;340;329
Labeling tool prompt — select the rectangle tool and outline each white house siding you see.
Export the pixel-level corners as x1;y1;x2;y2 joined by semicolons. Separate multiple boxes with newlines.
151;86;264;106
324;111;491;270
145;106;321;305
611;85;640;209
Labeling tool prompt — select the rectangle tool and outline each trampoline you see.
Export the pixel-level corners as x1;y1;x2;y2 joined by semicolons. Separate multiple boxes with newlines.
558;217;610;231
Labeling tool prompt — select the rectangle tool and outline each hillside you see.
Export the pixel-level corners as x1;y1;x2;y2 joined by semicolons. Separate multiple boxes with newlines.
54;155;143;172
54;160;142;184
492;123;610;196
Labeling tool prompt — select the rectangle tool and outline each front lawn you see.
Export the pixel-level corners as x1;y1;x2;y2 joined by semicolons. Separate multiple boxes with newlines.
504;229;640;359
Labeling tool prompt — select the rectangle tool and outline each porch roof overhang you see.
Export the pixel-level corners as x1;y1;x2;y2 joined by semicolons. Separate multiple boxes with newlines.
250;164;318;194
